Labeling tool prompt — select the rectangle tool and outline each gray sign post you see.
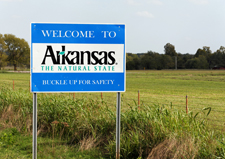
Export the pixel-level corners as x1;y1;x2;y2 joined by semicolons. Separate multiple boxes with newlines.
116;92;121;159
33;93;37;159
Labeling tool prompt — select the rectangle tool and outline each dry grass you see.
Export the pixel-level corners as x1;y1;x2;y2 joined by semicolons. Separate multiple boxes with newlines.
0;104;32;134
147;137;199;159
0;105;17;129
79;136;99;151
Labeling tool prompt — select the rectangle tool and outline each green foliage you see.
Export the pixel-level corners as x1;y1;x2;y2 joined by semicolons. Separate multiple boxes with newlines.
0;128;18;147
185;55;209;69
177;53;194;69
138;51;175;70
0;71;225;158
164;43;177;56
211;46;225;68
195;48;208;58
0;34;7;70
126;44;225;70
126;53;140;70
0;87;224;158
3;34;30;71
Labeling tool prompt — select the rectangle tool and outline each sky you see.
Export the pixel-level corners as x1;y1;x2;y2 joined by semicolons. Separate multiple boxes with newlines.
0;0;224;54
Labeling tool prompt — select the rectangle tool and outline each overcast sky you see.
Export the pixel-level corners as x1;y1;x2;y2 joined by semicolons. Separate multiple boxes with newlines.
0;0;224;54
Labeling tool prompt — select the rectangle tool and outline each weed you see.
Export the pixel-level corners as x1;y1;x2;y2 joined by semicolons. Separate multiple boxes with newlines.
0;71;225;158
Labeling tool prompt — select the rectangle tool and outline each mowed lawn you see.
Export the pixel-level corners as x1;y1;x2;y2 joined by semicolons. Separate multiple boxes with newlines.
0;70;225;129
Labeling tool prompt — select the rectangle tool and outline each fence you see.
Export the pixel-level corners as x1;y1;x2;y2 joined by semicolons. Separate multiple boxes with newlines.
4;79;225;132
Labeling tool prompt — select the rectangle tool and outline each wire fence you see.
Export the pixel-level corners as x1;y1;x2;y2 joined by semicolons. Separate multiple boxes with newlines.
4;79;225;132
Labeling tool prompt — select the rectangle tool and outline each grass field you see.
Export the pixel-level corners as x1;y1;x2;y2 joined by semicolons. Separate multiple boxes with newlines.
0;70;225;158
125;70;225;129
0;70;224;128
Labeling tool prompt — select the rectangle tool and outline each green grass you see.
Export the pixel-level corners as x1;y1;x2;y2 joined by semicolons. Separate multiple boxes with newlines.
0;70;225;158
0;87;224;158
0;72;30;90
125;70;225;126
0;88;224;158
0;128;103;159
0;70;224;128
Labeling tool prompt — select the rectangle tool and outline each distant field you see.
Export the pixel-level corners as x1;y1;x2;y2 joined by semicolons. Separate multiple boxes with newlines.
0;70;225;129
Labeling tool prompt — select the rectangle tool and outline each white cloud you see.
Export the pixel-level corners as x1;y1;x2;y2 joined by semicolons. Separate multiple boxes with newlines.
189;0;209;5
147;0;163;5
137;11;154;18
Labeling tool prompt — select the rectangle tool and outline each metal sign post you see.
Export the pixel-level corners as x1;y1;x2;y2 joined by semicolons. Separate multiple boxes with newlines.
116;92;121;159
33;93;37;159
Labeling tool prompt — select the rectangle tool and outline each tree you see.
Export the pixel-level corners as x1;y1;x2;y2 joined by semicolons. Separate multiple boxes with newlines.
140;51;159;69
126;53;140;70
164;43;177;56
203;46;212;55
0;34;7;70
139;51;165;70
194;46;211;58
140;52;152;69
218;46;225;53
194;48;207;57
185;55;208;69
4;34;30;71
211;46;225;67
194;46;212;69
161;55;174;69
177;53;193;69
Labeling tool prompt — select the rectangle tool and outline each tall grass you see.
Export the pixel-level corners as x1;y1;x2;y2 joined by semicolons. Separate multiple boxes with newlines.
0;87;224;158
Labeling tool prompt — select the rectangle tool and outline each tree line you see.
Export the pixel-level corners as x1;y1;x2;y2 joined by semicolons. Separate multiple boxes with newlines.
127;43;225;70
0;34;224;71
0;34;30;70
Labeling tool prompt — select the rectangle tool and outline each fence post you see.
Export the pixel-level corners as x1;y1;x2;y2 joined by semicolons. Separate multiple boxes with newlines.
186;95;188;114
13;79;14;90
138;90;140;110
101;92;103;100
